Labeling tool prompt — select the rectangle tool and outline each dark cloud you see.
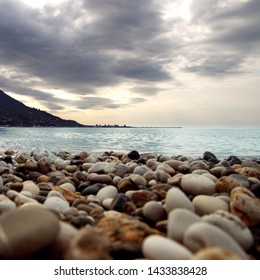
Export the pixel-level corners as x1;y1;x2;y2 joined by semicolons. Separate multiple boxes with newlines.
185;0;260;76
0;0;259;114
0;0;173;110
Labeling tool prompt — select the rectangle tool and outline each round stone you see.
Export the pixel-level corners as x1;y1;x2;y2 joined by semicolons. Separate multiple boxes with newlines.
183;222;249;259
96;185;118;202
167;208;201;243
230;187;260;226
22;181;40;196
181;174;216;196
88;174;112;185
192;195;229;216
60;182;76;193
143;201;166;222
142;235;193;260
202;210;254;250
129;174;147;187
44;196;70;213
0;205;59;259
216;176;246;193
88;162;108;174
165;187;194;213
0;199;16;213
37;157;51;174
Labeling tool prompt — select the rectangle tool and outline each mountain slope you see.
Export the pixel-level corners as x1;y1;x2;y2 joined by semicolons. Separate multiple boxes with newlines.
0;90;84;127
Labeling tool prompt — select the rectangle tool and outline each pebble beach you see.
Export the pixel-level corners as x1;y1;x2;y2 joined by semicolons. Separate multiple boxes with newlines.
0;148;260;260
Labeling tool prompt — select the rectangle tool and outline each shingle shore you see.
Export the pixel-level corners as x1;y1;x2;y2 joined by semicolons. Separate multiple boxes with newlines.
0;149;259;260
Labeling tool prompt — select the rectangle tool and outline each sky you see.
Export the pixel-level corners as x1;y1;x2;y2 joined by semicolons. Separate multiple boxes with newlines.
0;0;260;127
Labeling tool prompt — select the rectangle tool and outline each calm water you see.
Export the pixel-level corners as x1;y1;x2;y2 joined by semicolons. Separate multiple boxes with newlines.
0;127;259;159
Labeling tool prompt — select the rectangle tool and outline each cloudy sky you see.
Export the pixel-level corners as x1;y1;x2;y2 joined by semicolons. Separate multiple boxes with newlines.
0;0;259;127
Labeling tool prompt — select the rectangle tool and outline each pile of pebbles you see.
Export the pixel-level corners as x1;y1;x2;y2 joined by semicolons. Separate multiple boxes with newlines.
0;148;260;260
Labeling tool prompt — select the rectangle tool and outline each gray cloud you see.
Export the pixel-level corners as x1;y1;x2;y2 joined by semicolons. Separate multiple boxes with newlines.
0;0;259;116
185;0;260;76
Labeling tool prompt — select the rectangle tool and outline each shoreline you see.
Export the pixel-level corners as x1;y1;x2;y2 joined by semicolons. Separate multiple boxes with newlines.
0;149;260;260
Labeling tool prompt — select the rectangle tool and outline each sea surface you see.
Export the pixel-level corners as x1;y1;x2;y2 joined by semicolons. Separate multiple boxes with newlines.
0;127;259;159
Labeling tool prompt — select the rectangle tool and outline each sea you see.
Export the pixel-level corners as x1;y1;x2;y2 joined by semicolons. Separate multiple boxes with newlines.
0;127;259;159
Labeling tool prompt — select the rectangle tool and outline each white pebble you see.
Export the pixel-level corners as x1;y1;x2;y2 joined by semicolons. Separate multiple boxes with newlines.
142;235;193;260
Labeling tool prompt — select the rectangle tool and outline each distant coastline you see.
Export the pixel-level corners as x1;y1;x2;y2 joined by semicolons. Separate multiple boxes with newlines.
0;124;182;129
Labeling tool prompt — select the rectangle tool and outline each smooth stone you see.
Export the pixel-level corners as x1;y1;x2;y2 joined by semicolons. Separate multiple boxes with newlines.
191;247;240;260
54;159;70;170
156;163;175;176
133;165;151;176
165;187;194;213
96;185;118;202
216;176;246;193
0;199;16;213
60;182;76;193
131;190;158;208
155;169;171;183
22;180;40;196
113;164;128;177
202;210;254;250
203;151;219;163
143;171;157;182
167;208;201;243
129;174;147;187
181;174;216;196
37;157;51;174
109;193;131;212
15;152;32;163
43;196;70;213
88;174;113;185
65;165;79;173
143;201;166;222
189;160;209;172
88;162;108;174
201;173;218;183
0;177;3;188
241;160;260;170
127;150;140;160
235;167;260;179
102;198;113;209
142;235;193;260
7;190;39;206
0;205;59;259
192;195;229;216
71;216;94;228
230;187;260;226
47;190;66;200
167;173;183;186
146;159;160;171
165;159;183;170
183;222;249;259
24;160;38;171
81;183;104;195
229;174;250;188
210;166;227;178
117;177;138;193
